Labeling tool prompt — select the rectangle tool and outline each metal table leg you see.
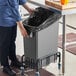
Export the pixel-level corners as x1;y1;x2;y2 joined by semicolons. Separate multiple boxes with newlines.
62;15;66;75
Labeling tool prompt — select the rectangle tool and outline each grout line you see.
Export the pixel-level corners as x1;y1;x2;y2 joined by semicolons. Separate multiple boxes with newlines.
65;41;76;46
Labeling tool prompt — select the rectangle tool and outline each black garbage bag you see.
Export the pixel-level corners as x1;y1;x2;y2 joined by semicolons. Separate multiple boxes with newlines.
28;7;54;27
23;7;54;35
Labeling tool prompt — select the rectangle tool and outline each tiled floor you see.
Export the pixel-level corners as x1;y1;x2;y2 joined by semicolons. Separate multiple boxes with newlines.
43;48;76;76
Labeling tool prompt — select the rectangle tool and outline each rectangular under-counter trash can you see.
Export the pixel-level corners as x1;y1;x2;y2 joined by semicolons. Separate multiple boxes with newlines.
23;7;61;68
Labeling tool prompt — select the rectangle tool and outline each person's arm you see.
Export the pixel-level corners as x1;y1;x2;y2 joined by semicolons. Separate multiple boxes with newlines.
19;0;34;14
17;21;28;37
22;3;34;14
11;7;28;37
7;0;28;37
18;0;34;36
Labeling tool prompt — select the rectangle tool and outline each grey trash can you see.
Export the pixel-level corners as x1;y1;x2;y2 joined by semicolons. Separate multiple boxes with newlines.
23;7;61;69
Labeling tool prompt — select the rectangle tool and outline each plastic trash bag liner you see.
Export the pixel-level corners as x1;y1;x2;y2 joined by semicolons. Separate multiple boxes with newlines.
23;7;61;35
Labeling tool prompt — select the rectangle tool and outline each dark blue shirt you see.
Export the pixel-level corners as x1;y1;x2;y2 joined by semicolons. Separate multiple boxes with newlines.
0;0;26;27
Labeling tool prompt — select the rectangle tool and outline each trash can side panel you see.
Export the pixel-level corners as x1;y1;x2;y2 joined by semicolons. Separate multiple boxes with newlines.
24;36;37;60
38;21;59;59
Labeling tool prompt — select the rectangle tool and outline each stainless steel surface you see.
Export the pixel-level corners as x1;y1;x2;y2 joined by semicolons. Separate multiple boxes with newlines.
62;15;66;74
37;21;59;58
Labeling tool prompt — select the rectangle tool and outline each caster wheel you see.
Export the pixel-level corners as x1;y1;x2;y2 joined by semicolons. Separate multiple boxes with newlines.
35;72;40;76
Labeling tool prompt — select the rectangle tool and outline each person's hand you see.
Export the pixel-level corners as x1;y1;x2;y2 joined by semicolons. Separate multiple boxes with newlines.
17;21;28;37
20;26;28;37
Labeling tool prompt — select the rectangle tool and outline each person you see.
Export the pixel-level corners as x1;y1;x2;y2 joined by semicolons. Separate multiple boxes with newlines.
0;0;34;76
